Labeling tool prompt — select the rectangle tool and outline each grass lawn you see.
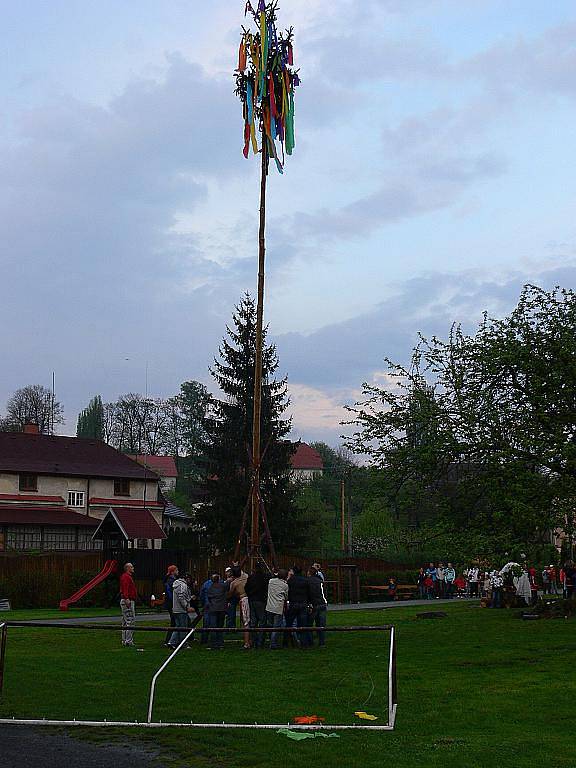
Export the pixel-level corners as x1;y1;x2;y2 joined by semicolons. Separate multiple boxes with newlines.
0;603;574;767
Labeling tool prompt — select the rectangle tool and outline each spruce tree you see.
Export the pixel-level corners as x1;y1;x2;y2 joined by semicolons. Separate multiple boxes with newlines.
76;395;104;440
201;294;298;551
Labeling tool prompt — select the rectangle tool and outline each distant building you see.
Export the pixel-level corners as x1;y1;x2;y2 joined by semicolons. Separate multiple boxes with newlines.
129;455;178;492
0;426;165;551
163;500;197;533
290;442;324;482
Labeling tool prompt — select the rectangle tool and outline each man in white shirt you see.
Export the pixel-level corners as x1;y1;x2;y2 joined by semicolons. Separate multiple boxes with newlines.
265;568;289;650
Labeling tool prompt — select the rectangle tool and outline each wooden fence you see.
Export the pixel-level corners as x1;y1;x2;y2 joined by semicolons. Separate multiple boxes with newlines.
0;551;402;609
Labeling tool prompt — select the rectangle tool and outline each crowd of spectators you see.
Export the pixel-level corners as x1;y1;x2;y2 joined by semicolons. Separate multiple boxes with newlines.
415;561;576;607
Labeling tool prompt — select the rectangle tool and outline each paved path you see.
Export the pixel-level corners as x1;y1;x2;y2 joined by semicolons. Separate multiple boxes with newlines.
11;597;478;626
1;725;165;768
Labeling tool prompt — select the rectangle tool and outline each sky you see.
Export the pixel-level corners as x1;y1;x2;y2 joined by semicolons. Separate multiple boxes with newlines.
1;0;576;447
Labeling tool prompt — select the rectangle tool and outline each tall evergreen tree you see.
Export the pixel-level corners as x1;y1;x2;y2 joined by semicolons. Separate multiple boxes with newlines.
201;294;297;551
76;395;104;440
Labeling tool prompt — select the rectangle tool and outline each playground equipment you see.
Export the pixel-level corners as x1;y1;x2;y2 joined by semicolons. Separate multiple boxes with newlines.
59;559;117;611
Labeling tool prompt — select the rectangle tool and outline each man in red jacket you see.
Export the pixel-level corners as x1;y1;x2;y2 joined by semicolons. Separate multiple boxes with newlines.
120;562;138;647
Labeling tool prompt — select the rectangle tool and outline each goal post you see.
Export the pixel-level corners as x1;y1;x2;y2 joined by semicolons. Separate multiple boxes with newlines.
0;621;398;731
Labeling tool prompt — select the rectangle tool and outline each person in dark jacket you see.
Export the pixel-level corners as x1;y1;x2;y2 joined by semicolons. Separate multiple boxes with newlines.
245;563;269;648
163;565;178;646
308;566;328;647
199;574;213;644
284;566;312;648
207;574;229;649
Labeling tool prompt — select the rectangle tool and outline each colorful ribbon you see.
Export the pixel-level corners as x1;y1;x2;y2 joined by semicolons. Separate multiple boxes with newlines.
235;3;300;173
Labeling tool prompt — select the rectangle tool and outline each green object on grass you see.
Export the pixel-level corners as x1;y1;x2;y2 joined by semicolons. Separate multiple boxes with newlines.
277;729;341;741
277;729;315;741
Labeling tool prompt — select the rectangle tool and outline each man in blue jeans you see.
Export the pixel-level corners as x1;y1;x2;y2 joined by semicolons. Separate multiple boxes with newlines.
308;566;328;647
246;562;269;648
207;574;229;649
265;568;289;649
168;573;194;649
199;574;213;644
284;566;312;649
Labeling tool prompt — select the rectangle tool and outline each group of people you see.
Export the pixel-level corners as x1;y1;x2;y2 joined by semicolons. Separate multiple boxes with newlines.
163;562;328;651
415;561;576;607
416;563;463;600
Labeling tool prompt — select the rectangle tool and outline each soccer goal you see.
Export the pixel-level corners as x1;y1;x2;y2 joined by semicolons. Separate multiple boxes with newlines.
0;620;397;731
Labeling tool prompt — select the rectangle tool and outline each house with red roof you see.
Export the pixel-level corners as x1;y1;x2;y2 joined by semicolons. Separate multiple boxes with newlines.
290;442;324;482
0;425;165;552
129;455;178;492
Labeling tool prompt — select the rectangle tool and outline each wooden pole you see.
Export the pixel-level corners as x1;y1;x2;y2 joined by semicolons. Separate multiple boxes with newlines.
250;140;269;569
340;480;345;552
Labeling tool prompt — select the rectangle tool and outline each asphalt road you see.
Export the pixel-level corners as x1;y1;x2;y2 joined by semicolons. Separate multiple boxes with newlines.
1;725;166;768
13;597;478;626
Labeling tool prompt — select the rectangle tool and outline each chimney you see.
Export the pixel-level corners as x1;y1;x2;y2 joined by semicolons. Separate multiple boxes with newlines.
23;423;40;435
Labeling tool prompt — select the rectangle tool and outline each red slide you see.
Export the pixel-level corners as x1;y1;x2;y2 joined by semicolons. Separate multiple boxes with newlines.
59;559;118;611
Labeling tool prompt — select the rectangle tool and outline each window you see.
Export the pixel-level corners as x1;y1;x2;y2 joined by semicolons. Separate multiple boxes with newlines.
19;473;37;492
43;528;77;551
137;538;150;549
67;491;85;507
114;478;130;496
78;530;102;551
6;527;41;550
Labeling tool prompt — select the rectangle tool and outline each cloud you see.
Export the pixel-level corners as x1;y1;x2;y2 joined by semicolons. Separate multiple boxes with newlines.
466;22;576;99
277;148;506;243
0;53;254;426
270;95;510;248
276;260;576;392
312;34;448;85
288;382;352;436
273;259;576;446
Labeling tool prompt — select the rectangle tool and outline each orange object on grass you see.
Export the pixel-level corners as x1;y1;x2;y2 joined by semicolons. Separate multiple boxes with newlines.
293;715;326;725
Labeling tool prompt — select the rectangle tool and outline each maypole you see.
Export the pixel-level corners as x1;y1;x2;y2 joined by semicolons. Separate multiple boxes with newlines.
234;0;300;569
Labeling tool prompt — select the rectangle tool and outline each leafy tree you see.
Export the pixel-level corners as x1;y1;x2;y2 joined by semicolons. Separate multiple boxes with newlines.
0;384;64;434
99;383;210;468
345;284;576;557
76;395;104;440
292;483;333;550
102;394;168;455
178;381;211;457
201;294;297;551
163;381;211;480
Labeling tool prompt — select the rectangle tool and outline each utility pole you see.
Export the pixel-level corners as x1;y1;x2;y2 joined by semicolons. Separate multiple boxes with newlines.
340;479;346;552
51;371;55;436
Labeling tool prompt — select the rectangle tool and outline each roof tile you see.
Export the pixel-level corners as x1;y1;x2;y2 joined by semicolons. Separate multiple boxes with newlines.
0;432;153;479
290;443;324;470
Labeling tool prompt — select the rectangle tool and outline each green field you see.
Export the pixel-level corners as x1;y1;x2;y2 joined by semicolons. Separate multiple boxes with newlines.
0;603;574;767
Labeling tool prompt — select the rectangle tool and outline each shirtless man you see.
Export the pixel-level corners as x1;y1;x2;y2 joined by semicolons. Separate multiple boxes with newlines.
228;565;251;649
